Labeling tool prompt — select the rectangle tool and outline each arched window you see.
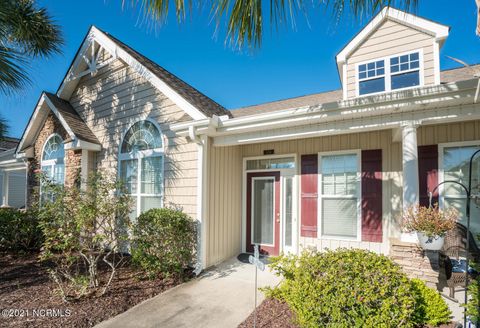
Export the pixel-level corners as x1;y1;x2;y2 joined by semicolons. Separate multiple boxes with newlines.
119;120;164;219
41;134;65;185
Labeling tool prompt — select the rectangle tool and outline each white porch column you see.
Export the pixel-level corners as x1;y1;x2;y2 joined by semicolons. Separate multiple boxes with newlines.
401;121;420;242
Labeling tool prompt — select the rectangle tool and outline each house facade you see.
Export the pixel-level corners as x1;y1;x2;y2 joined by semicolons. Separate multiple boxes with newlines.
8;8;480;273
0;137;27;208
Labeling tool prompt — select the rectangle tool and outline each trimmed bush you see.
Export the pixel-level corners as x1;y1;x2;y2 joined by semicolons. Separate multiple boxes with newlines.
0;207;42;251
131;208;196;279
411;278;451;326
265;249;417;328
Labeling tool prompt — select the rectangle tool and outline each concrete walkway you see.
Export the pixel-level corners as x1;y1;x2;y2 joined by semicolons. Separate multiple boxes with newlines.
95;256;281;328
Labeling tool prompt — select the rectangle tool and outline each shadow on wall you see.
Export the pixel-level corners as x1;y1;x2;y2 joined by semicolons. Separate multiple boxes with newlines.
69;55;186;211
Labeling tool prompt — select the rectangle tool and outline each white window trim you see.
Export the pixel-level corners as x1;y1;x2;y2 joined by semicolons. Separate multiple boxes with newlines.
40;133;65;183
317;150;362;241
241;153;298;254
355;48;424;98
118;119;165;218
438;140;480;211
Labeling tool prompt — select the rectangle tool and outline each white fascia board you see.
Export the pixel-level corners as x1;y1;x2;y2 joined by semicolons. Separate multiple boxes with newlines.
16;96;46;156
218;79;477;133
213;102;480;146
64;139;101;151
172;79;478;139
336;7;449;64
59;26;207;121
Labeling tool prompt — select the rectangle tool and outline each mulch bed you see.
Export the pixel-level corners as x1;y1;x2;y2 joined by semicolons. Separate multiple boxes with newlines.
238;298;461;328
0;252;184;328
238;298;298;328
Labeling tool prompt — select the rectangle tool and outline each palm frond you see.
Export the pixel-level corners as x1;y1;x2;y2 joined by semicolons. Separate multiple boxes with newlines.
0;0;63;95
0;116;9;140
126;0;419;50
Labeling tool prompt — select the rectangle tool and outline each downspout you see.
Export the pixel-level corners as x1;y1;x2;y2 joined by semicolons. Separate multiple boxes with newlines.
190;125;207;275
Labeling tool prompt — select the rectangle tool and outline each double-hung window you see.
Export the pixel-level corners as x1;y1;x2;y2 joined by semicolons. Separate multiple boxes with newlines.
357;51;421;96
119;120;164;221
319;152;360;239
441;144;480;238
358;60;385;96
390;52;420;90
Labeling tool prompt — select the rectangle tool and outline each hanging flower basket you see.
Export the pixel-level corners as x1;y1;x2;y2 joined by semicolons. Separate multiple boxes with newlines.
416;232;445;251
402;204;458;251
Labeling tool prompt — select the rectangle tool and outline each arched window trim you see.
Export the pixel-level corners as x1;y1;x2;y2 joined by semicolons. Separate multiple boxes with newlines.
41;133;65;185
118;119;165;219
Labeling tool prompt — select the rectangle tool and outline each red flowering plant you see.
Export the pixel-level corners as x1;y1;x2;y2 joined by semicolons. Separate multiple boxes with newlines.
402;204;458;238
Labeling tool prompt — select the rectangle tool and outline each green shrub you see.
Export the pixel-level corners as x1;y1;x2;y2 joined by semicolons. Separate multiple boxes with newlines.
0;208;42;251
131;208;196;279
411;278;451;326
265;249;416;328
38;172;131;300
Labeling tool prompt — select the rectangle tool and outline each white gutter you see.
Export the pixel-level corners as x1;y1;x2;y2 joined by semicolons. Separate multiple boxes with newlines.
171;79;479;139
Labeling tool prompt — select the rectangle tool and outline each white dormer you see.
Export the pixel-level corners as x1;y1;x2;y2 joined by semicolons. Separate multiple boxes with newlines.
336;7;449;100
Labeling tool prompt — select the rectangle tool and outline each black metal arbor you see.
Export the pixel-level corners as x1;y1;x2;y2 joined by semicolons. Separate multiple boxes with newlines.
428;149;480;327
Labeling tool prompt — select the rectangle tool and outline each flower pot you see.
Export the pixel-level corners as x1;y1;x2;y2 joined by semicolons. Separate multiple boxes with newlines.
416;232;444;251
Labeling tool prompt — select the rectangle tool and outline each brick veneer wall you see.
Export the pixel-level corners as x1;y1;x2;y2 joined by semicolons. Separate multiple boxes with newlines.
26;112;78;205
390;238;445;289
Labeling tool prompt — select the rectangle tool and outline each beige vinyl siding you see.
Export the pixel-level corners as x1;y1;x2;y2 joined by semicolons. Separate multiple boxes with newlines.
346;19;435;99
240;129;403;255
206;141;243;267
70;58;198;218
417;121;480;146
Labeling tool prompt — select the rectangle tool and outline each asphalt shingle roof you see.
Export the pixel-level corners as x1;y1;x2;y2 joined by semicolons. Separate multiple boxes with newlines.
0;137;19;152
44;92;100;145
230;64;480;118
101;30;232;119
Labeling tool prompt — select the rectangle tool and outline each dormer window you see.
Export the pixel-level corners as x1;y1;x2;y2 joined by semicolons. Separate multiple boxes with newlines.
358;60;385;95
357;50;422;96
390;52;420;90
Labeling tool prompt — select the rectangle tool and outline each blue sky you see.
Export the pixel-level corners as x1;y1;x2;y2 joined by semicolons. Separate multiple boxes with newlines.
1;0;479;138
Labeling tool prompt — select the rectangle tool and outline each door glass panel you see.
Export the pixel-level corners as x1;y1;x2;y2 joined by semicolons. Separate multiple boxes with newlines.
284;177;293;247
252;178;274;245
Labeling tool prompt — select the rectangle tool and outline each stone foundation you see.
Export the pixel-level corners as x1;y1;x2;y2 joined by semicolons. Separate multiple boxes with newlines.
390;238;445;289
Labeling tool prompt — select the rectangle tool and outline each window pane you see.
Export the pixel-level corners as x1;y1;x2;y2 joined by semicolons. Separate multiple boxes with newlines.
43;135;64;161
391;71;420;90
252;178;274;245
141;196;163;213
359;72;366;79
120;159;138;194
141;156;163;194
410;60;419;69
321;154;358;196
322;198;357;238
391;57;399;65
410;52;419;61
443;145;480;241
400;55;409;63
128;196;138;222
246;157;295;170
359;77;385;95
359;64;366;72
445;198;480;240
121;120;162;153
367;62;375;70
284;177;293;247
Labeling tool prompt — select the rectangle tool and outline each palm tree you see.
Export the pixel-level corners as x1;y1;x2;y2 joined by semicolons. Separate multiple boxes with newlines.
0;0;63;139
131;0;419;49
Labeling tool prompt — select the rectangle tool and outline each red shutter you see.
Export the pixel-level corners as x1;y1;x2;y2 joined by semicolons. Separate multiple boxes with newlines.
301;154;318;238
418;145;439;207
361;149;383;242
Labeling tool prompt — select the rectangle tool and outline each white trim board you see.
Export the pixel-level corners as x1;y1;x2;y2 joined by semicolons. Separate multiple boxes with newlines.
336;7;449;74
57;26;208;121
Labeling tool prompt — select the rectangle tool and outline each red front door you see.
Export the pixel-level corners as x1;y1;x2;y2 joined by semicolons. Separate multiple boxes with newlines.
246;172;280;256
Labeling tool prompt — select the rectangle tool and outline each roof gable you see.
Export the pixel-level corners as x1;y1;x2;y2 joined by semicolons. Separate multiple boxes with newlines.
336;7;449;83
57;26;231;120
16;92;100;154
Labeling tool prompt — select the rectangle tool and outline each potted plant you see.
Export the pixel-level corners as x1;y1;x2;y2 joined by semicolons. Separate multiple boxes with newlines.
402;204;458;251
